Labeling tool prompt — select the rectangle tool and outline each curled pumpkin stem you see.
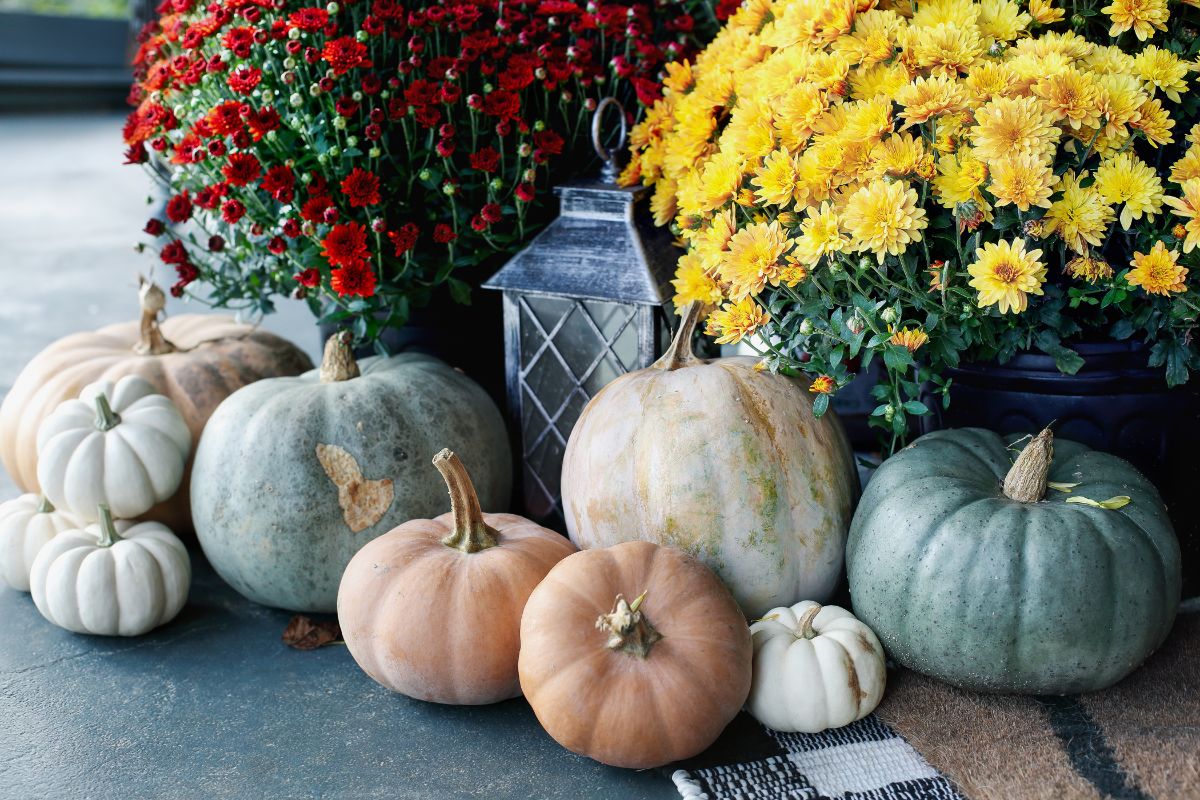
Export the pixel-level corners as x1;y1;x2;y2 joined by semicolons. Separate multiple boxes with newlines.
795;604;822;639
134;277;177;356
597;591;662;658
653;302;703;372
434;449;499;554
319;331;361;383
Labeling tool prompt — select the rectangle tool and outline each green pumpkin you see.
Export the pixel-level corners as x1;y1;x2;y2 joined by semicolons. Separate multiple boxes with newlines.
847;427;1180;694
192;333;512;612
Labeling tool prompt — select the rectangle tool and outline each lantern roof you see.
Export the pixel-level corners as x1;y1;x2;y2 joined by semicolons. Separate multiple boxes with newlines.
483;181;677;306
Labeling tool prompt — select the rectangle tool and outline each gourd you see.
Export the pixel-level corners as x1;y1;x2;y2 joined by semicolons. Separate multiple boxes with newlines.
847;426;1182;694
193;333;512;612
36;375;191;521
561;303;860;617
338;449;576;704
748;601;886;733
0;279;312;531
0;494;83;592
519;540;752;769
29;504;191;636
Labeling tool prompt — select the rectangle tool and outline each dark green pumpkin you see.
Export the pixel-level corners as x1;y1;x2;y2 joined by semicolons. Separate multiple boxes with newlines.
847;427;1181;694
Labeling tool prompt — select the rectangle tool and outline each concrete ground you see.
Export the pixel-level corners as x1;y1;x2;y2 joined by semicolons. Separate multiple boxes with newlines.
0;112;675;800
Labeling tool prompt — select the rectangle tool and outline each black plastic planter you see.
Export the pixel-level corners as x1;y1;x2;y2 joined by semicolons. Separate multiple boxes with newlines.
921;341;1200;598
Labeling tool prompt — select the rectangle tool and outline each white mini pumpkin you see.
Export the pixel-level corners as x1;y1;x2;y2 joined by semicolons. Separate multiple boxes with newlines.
36;375;191;521
30;504;191;636
0;494;83;591
748;601;887;733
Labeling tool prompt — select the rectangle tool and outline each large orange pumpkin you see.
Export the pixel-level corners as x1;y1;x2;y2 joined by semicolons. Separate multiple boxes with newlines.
338;449;577;705
0;281;312;530
518;540;752;769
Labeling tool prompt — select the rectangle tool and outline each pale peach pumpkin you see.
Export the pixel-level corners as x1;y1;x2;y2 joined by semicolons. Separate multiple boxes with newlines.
0;281;312;531
561;304;860;618
337;450;576;705
518;540;752;769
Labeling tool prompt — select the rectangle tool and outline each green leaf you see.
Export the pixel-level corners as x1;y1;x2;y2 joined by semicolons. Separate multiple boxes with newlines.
883;345;914;372
1034;331;1085;375
902;400;930;415
1065;495;1131;510
812;393;831;416
447;277;472;305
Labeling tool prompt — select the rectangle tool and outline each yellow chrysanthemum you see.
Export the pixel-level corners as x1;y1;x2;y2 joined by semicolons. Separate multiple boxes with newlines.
896;74;968;128
1032;68;1100;131
720;220;796;299
720;100;777;162
1170;146;1200;186
693;208;739;271
809;375;836;394
1133;46;1189;103
906;22;985;75
752;149;801;208
1028;0;1065;24
965;62;1020;104
971;96;1060;163
988;152;1058;211
1101;0;1169;41
849;62;912;101
1127;241;1187;295
650;179;679;228
1042;171;1115;255
889;326;931;352
933;149;988;208
869;133;933;179
706;298;771;345
1084;45;1136;76
663;60;694;95
1066;256;1115;283
672;252;724;308
912;0;980;29
1164;179;1200;253
792;202;850;265
775;83;828;151
976;0;1029;43
967;239;1047;314
698;150;746;212
1095;73;1147;141
1132;98;1175;148
842;179;929;263
1094;152;1165;229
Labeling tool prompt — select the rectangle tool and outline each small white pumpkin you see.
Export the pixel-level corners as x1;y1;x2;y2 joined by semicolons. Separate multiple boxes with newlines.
748;601;887;733
0;494;84;591
36;375;191;521
30;504;191;636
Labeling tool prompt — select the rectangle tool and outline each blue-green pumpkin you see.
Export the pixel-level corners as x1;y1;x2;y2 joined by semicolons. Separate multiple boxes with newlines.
192;333;512;612
847;427;1180;694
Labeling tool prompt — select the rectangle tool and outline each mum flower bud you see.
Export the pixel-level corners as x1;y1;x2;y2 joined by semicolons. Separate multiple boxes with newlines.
881;307;898;323
799;319;814;335
290;93;304;107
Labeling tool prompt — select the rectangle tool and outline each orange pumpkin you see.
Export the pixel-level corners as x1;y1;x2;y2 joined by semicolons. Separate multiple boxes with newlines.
338;449;576;704
0;280;312;531
518;540;752;769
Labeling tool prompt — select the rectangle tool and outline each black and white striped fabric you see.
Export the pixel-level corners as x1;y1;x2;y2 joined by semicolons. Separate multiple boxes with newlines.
669;715;963;800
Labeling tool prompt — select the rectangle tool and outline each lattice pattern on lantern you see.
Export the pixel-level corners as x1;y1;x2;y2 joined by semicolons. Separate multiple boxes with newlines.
515;297;644;522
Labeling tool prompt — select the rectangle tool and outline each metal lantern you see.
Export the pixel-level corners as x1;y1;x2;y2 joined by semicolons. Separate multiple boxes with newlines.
483;99;678;526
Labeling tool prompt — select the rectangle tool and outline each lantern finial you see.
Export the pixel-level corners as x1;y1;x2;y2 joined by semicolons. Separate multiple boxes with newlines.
591;97;628;184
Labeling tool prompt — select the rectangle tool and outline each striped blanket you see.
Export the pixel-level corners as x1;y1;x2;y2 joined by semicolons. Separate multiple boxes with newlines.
667;607;1199;800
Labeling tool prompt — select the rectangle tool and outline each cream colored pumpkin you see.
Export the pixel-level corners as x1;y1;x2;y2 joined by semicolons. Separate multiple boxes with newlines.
748;601;886;733
29;505;191;636
562;304;860;617
36;375;191;521
0;494;83;592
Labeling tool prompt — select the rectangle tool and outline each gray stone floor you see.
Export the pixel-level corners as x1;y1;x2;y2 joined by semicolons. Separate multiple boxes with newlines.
0;112;675;800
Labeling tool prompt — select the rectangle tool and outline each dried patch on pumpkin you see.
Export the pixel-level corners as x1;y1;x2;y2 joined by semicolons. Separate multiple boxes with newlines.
316;443;394;533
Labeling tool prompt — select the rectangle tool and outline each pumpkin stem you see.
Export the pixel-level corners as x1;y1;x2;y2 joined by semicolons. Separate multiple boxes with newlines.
1003;426;1054;503
320;331;361;383
93;393;122;432
652;302;703;372
796;604;822;640
95;504;122;548
134;277;177;356
596;591;662;658
36;496;55;514
433;449;499;554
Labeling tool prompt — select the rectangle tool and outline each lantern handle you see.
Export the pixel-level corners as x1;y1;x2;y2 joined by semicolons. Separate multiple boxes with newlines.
591;97;627;184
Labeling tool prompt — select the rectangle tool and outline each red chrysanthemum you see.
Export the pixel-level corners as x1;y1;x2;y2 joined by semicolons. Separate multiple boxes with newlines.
287;7;329;31
323;36;371;76
516;182;536;202
482;90;520;120
160;240;189;264
301;194;333;223
321;222;370;268
222;152;261;186
469;147;500;173
227;66;262;95
388;222;419;256
221;198;246;224
166;191;193;223
433;223;457;244
262;165;295;202
533;129;564;156
206;101;244;136
340;168;380;207
294;268;321;287
331;262;378;297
